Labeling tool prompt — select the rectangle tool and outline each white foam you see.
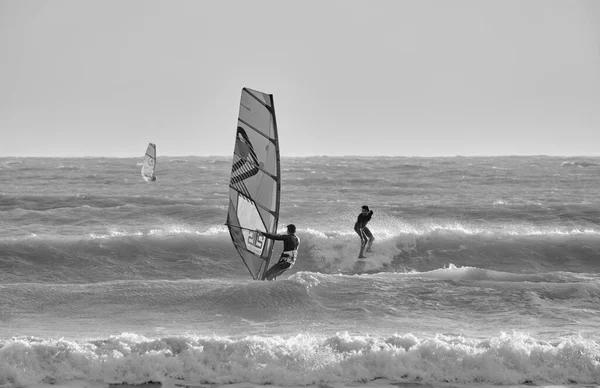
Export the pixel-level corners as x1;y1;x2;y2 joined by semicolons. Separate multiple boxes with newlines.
24;378;600;388
12;330;600;388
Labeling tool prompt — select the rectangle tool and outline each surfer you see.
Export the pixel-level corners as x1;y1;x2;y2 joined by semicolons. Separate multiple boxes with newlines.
354;205;374;258
258;224;300;281
151;175;156;182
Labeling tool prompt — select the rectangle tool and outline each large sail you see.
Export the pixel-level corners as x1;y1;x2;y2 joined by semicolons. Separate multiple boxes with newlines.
226;88;281;280
141;143;156;182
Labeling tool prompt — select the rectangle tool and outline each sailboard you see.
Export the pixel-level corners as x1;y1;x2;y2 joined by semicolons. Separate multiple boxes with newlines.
226;88;281;280
141;143;157;182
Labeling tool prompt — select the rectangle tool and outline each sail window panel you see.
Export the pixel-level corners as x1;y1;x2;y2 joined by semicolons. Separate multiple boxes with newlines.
229;189;270;232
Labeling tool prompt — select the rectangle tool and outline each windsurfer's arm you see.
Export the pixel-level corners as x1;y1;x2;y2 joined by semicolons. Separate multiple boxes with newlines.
257;230;284;240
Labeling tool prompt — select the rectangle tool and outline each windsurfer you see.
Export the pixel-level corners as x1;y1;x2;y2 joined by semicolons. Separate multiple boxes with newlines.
141;143;157;182
354;205;374;258
258;224;300;281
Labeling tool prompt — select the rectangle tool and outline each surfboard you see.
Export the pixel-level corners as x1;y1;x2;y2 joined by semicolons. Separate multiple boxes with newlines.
141;143;157;182
225;88;281;280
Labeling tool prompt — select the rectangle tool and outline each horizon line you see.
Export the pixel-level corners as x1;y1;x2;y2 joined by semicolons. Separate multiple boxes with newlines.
1;154;600;158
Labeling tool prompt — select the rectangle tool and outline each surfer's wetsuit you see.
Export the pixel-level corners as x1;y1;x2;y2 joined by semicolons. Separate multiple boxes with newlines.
354;207;374;257
262;232;300;281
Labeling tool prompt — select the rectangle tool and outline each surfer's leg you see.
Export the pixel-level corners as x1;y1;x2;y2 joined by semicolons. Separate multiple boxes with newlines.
358;227;368;245
358;229;367;258
364;228;374;252
358;246;366;259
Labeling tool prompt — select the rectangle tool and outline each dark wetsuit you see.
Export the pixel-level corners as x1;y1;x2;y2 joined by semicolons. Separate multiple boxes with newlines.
354;211;374;247
263;233;300;281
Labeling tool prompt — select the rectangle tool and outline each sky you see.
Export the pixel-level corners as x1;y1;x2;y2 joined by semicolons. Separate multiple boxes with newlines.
1;0;599;157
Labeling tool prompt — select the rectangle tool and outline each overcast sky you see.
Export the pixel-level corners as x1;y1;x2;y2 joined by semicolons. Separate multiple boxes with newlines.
1;0;599;157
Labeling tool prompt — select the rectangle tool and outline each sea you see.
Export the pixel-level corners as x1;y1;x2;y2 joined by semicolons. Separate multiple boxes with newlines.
0;155;599;388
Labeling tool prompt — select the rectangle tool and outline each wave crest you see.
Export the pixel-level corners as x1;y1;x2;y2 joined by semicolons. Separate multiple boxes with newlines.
2;331;599;386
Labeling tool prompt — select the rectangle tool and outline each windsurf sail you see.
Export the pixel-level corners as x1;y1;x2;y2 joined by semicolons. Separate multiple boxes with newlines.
226;88;281;280
141;143;157;182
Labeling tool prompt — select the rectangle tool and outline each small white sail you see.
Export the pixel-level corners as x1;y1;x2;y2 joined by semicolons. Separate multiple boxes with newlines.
141;143;156;182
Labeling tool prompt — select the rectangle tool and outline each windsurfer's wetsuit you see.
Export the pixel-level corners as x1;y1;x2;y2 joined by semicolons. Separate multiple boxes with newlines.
354;210;374;252
262;233;300;281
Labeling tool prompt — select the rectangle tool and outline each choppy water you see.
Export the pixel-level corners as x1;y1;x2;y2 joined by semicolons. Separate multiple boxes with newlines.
0;156;599;386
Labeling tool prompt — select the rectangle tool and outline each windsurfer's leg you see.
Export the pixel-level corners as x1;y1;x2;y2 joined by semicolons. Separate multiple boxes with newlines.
268;268;287;281
264;263;280;281
265;262;291;281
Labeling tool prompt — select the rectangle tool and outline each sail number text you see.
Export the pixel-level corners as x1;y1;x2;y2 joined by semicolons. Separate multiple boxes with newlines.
248;231;265;249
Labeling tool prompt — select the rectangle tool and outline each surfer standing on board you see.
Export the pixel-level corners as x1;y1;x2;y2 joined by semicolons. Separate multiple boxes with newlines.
354;205;375;258
258;224;300;281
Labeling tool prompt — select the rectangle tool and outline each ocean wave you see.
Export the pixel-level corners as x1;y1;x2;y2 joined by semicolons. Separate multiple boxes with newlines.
3;225;600;283
1;331;598;387
561;161;599;168
0;194;207;212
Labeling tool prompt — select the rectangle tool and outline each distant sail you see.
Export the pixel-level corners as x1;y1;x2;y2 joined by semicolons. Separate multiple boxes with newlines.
141;143;156;182
226;88;281;280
